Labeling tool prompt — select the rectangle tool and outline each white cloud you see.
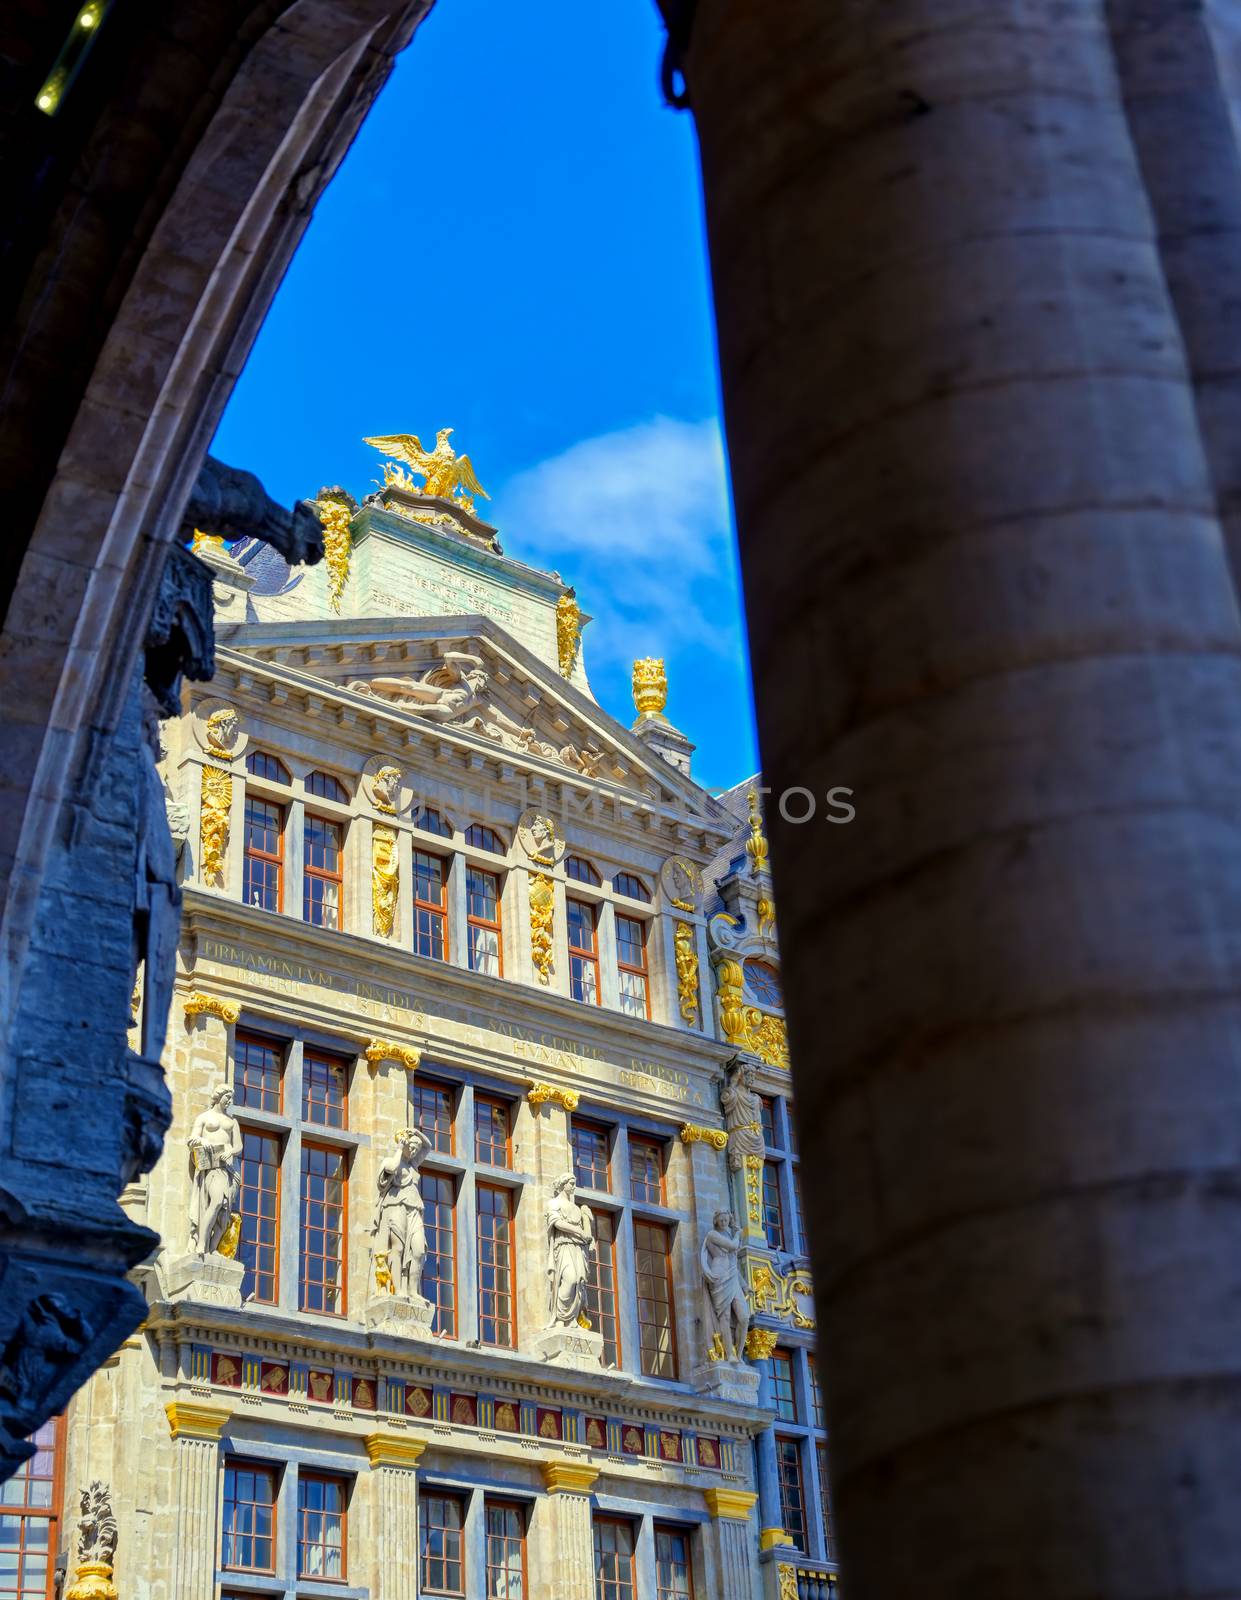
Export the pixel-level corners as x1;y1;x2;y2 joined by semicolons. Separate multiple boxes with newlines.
499;416;740;666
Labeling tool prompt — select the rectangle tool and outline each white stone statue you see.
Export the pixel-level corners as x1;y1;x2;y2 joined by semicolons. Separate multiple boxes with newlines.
187;1084;242;1256
351;652;488;721
372;1127;433;1300
701;1210;750;1360
544;1174;595;1328
721;1058;765;1173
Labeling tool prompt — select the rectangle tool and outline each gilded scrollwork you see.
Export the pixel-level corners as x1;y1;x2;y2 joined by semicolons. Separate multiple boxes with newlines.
748;1259;816;1331
528;1082;580;1113
313;490;356;614
199;764;232;888
529;872;555;984
182;992;241;1025
365;1040;421;1073
674;921;700;1024
372;824;398;937
679;1124;728;1152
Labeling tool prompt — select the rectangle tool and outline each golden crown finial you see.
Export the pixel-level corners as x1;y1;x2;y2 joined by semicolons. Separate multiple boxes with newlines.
632;657;667;718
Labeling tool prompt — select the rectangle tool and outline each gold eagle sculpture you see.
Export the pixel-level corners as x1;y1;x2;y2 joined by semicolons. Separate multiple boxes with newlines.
364;428;490;508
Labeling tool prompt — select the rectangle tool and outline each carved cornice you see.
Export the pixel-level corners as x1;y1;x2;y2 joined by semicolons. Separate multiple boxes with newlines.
365;1040;421;1073
182;992;240;1025
364;1433;426;1469
165;1401;231;1440
541;1460;600;1495
528;1082;579;1113
702;1487;758;1521
679;1123;727;1151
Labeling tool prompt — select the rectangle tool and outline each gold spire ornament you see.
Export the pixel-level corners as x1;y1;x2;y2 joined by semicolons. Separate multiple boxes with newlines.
746;791;769;876
364;428;490;514
556;589;582;677
632;657;667;718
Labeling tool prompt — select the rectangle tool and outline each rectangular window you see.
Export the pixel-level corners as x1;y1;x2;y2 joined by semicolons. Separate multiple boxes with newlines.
567;898;600;1005
771;1349;797;1422
570;1120;610;1192
593;1519;635;1600
476;1183;516;1349
628;1136;664;1205
302;1050;348;1129
816;1443;837;1561
655;1526;695;1600
634;1219;678;1379
297;1474;346;1581
0;1417;63;1600
413;849;448;961
585;1208;621;1369
243;796;283;912
233;1032;282;1113
303;814;343;929
422;1172;457;1338
775;1438;807;1551
237;1128;280;1304
299;1143;347;1315
474;1096;511;1168
221;1462;276;1572
467;866;503;976
410;1077;455;1155
615;914;650;1019
792;1166;808;1255
762;1160;785;1252
484;1501;526;1599
420;1492;464;1597
759;1095;778;1149
809;1354;825;1430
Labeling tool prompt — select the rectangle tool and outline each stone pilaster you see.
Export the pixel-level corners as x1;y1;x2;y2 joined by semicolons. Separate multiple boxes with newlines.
702;1490;759;1600
541;1462;598;1600
365;1434;423;1600
165;1403;230;1600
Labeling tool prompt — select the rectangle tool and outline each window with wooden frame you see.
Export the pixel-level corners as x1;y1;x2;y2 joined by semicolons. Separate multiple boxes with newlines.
809;1354;825;1430
634;1219;678;1379
775;1437;808;1550
221;1461;276;1572
237;1128;280;1304
476;1183;516;1348
419;1492;465;1598
413;848;449;961
592;1518;636;1600
416;806;453;838
613;871;650;903
772;1349;798;1422
305;769;349;804
464;822;506;855
565;854;601;886
296;1473;347;1581
816;1442;838;1561
762;1160;785;1252
585;1208;621;1369
0;1416;64;1600
302;1049;348;1129
570;1119;610;1192
245;750;290;785
243;795;283;911
410;1077;455;1154
654;1526;695;1600
421;1171;457;1338
233;1031;283;1112
759;1095;779;1148
615;914;650;1019
627;1135;664;1205
567;898;600;1005
792;1166;808;1256
299;1143;347;1315
303;811;343;929
466;866;503;976
474;1096;511;1168
484;1501;527;1600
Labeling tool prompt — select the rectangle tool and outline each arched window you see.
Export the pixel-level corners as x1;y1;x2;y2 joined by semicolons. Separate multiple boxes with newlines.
565;854;601;886
744;960;783;1009
305;770;350;804
416;807;454;839
245;750;291;784
465;823;506;855
613;871;650;903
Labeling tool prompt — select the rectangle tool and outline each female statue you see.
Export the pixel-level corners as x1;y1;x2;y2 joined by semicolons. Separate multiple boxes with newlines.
701;1210;750;1360
187;1084;243;1256
544;1174;595;1327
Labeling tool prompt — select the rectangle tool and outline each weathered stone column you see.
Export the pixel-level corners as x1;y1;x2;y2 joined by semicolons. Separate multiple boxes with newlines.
541;1462;598;1600
682;2;1241;1595
365;1435;423;1600
164;1403;230;1600
702;1488;759;1600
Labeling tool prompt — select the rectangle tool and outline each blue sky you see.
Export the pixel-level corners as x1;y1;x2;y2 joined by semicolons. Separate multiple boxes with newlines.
212;0;757;790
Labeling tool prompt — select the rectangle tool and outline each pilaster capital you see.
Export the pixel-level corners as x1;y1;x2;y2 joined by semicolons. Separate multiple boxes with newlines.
365;1039;421;1073
527;1081;579;1113
760;1528;794;1551
679;1123;727;1151
365;1432;426;1469
701;1487;758;1521
541;1460;599;1494
182;991;240;1025
164;1401;231;1440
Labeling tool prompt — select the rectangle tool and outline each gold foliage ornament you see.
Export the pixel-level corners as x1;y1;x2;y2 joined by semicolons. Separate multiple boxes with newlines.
529;872;555;984
313;488;356;614
716;957;789;1068
674;921;699;1024
200;764;232;887
744;1325;779;1360
749;1260;816;1330
372;824;398;937
556;589;582;677
632;656;667;718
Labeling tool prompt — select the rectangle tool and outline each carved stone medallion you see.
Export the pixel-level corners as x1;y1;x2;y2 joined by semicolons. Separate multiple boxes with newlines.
660;854;704;912
517;809;564;867
361;755;413;816
191;698;248;760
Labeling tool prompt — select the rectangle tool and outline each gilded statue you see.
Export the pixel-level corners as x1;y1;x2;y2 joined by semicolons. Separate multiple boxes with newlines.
364;428;490;513
371;1127;433;1301
544;1174;594;1328
187;1085;242;1256
701;1210;750;1360
372;825;398;936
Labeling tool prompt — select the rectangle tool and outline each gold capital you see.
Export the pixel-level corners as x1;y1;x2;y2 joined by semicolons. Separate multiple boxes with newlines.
702;1488;758;1521
365;1433;426;1469
679;1123;728;1151
365;1039;421;1073
760;1528;794;1551
745;1326;779;1360
542;1460;600;1495
183;991;241;1025
165;1401;231;1440
528;1081;579;1113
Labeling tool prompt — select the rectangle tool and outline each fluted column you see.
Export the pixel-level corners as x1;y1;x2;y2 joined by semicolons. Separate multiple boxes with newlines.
164;1403;230;1600
541;1463;598;1600
365;1435;423;1600
684;2;1241;1597
702;1489;759;1600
